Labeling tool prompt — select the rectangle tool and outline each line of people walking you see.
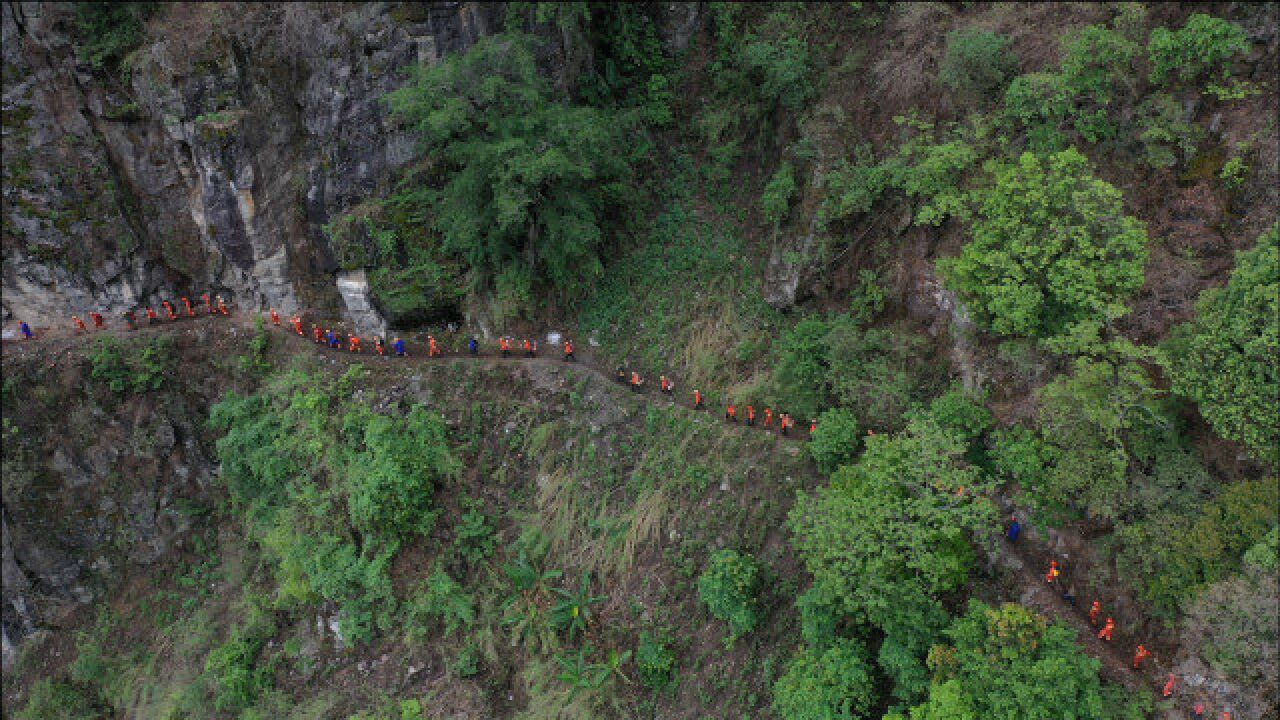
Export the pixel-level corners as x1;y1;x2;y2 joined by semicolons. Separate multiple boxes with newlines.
1013;517;1229;717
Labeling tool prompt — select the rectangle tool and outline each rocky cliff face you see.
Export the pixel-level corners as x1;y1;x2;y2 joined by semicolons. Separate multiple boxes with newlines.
3;2;502;335
1;331;224;669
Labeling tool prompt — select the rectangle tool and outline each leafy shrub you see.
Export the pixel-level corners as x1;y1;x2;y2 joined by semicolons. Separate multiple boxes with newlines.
1135;92;1205;168
790;418;995;619
761;161;798;227
1059;24;1138;142
938;28;1018;99
1148;13;1250;86
796;585;841;648
1163;225;1278;464
635;632;677;690
938;148;1148;341
344;405;459;544
697;549;763;639
405;567;475;639
916;387;992;445
1029;358;1170;521
89;336;172;394
454;496;496;564
737;31;813;113
1182;563;1279;708
775;316;838;419
807;408;860;475
772;638;877;720
384;33;632;301
1219;154;1248;190
820;155;892;221
551;571;606;640
16;680;98;720
206;616;276;713
908;601;1107;718
1115;478;1277;618
71;2;155;71
1002;72;1072;152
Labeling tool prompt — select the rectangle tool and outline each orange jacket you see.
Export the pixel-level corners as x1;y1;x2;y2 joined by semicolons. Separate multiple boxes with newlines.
564;341;573;354
270;310;280;325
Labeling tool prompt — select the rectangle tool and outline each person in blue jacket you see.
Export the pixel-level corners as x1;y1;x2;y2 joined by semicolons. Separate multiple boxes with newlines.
19;321;34;339
393;337;407;357
468;337;479;356
1006;515;1021;543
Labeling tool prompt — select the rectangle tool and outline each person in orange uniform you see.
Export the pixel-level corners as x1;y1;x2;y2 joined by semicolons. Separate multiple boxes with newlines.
182;297;194;317
146;307;159;324
500;337;511;358
313;324;324;344
73;315;88;333
523;338;535;358
810;419;817;435
693;390;703;409
349;335;361;353
1161;674;1178;698
746;405;756;426
726;403;736;422
1045;560;1060;585
781;413;793;436
292;315;303;335
1098;617;1115;642
1088;601;1101;626
563;339;575;362
374;336;385;356
217;296;230;315
764;407;773;427
428;335;442;357
1132;645;1152;669
630;371;643;393
163;300;176;320
270;308;281;326
90;311;105;329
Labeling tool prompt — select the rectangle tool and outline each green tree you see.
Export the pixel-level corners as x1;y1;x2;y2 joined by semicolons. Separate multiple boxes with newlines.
772;638;878;720
1163;225;1279;465
343;405;460;545
1058;24;1138;142
1148;13;1251;86
938;148;1148;341
1030;357;1170;521
789;418;996;621
762;161;799;227
697;549;763;640
938;28;1018;99
71;2;155;71
1002;72;1072;152
910;601;1107;719
384;33;631;301
807;408;861;475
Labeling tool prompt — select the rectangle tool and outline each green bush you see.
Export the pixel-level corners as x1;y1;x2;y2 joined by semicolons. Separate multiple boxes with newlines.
906;601;1107;718
738;32;813;113
1148;13;1250;86
820;155;892;221
1002;72;1072;152
938;28;1018;99
807;408;860;475
938;148;1148;341
761;161;798;227
697;549;763;640
89;336;173;394
405;567;475;639
789;418;995;619
206;618;276;713
384;32;632;301
454;496;496;564
344;405;459;544
17;680;98;720
1059;24;1138;142
772;638;877;720
1029;358;1170;521
916;387;992;445
71;2;155;71
1163;225;1278;464
635;632;677;690
1135;92;1205;168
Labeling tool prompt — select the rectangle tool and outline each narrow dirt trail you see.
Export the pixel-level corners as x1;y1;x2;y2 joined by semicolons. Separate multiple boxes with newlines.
3;312;1184;710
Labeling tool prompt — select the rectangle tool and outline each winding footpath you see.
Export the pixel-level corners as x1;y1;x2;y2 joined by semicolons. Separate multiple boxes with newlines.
3;311;1206;716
